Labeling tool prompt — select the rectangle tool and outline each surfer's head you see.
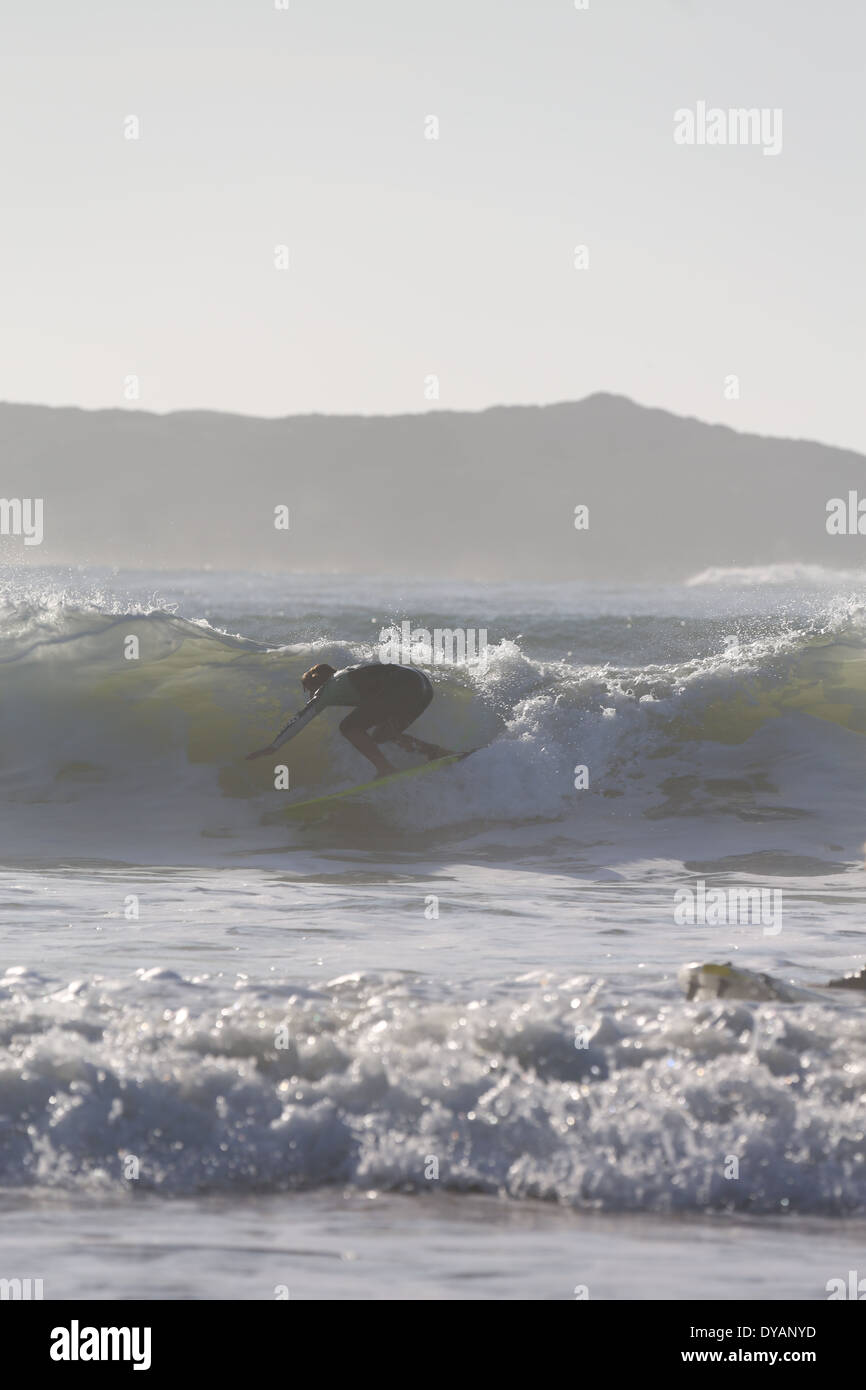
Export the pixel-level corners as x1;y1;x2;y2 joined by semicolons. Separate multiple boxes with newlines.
301;663;336;697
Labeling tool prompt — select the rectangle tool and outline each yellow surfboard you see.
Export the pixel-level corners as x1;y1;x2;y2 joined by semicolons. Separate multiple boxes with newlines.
275;749;477;818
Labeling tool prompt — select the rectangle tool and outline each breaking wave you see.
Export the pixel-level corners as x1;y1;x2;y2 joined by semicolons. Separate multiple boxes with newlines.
3;582;866;859
2;962;865;1213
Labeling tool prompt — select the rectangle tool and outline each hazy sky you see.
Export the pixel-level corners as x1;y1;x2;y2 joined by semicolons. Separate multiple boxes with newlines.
2;1;864;450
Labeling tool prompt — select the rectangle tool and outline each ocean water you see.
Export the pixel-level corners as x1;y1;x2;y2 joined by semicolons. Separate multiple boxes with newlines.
2;563;866;1300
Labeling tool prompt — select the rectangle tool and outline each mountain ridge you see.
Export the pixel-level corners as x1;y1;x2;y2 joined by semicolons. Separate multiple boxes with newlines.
2;395;863;581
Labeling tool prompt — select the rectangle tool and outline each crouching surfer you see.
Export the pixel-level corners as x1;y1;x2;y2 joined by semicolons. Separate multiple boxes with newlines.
246;662;454;777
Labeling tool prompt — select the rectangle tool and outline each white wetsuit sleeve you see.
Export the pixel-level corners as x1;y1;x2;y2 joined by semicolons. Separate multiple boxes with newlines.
272;699;320;749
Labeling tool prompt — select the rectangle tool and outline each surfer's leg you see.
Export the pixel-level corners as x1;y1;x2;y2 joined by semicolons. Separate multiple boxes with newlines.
392;731;455;759
339;707;396;776
370;683;453;759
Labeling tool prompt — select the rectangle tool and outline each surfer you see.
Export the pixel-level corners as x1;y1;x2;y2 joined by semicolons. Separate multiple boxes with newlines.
246;662;454;777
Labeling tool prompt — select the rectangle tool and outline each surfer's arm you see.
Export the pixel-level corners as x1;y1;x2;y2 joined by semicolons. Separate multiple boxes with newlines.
246;699;321;759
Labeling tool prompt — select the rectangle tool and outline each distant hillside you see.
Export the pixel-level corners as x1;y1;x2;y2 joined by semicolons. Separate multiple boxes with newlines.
1;394;865;581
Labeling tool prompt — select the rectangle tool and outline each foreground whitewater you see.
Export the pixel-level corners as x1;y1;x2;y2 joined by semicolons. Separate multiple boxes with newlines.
2;565;866;1298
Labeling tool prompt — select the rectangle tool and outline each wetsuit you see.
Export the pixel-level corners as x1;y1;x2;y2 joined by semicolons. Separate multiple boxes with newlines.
273;664;433;749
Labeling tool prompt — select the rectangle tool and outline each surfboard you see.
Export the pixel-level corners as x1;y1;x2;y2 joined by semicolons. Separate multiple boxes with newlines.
275;748;478;818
